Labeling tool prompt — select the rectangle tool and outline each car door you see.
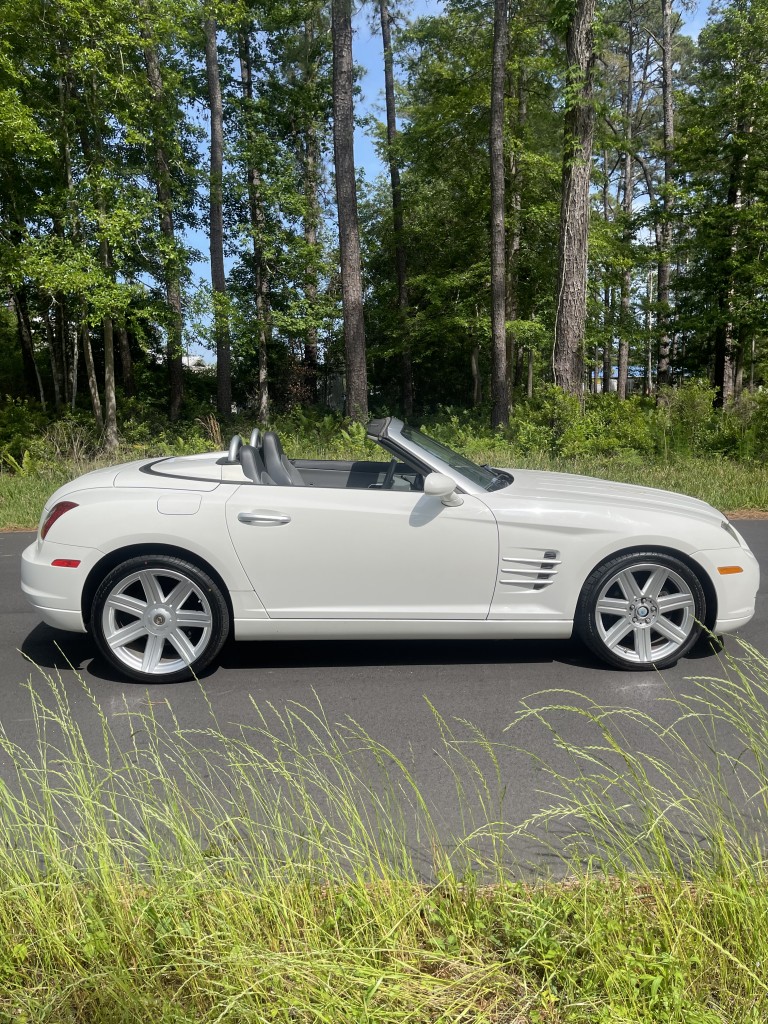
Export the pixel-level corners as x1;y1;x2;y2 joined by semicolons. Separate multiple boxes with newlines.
225;483;498;619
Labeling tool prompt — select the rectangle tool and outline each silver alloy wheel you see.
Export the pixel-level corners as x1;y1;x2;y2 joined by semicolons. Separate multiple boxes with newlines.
100;567;214;676
594;561;697;665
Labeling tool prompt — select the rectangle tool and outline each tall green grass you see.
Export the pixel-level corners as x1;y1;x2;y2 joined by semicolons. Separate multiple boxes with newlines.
4;644;768;1019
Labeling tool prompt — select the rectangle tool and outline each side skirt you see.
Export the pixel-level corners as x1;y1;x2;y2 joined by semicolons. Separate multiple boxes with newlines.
233;618;574;641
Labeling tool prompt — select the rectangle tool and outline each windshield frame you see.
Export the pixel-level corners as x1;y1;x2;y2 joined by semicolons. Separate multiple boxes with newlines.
370;417;512;494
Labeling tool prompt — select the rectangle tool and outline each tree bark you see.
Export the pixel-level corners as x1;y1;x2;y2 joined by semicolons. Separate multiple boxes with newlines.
55;59;75;409
332;0;367;422
603;287;613;393
302;119;321;403
81;323;103;430
44;307;62;409
118;325;135;396
618;15;634;401
204;17;232;418
11;289;45;405
656;0;675;386
300;16;322;405
143;36;184;420
238;28;271;422
54;295;68;407
379;0;412;418
714;135;749;408
490;0;509;428
506;69;527;396
471;343;482;406
102;315;119;451
601;150;612;393
100;239;119;452
552;0;597;396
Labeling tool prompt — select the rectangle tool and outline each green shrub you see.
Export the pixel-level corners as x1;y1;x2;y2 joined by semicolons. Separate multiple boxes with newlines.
653;381;718;456
0;397;50;471
722;389;768;462
558;393;654;458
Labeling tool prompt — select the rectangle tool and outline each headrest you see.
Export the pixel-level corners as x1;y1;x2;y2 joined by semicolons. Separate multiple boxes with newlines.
262;431;285;460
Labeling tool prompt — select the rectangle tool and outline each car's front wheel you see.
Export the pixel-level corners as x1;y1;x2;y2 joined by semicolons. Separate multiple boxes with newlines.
577;550;706;670
92;556;229;683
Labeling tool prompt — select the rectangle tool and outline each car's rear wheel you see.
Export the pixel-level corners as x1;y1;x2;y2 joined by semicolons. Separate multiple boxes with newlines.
92;556;229;683
577;550;705;670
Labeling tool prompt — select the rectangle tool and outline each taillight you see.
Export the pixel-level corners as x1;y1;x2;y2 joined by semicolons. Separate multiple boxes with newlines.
40;501;79;540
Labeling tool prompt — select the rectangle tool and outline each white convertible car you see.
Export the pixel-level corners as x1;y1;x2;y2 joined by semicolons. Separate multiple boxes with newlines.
22;416;759;683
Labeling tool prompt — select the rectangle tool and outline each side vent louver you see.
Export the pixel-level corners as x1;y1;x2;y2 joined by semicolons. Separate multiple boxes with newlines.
499;549;560;592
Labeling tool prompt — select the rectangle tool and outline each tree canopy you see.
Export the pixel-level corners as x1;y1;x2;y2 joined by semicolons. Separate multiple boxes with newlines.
1;0;766;428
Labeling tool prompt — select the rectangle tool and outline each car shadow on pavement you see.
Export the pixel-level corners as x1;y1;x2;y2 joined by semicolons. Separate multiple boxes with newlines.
20;622;726;685
18;623;225;684
220;636;611;672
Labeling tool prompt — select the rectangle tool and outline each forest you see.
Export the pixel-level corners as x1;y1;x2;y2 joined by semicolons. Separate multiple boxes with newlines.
1;0;767;448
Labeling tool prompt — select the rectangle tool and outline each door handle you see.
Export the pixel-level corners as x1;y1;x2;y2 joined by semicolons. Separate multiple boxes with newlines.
237;511;291;526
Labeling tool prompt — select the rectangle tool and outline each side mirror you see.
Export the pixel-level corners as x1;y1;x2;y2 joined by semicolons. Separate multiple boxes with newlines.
423;472;463;507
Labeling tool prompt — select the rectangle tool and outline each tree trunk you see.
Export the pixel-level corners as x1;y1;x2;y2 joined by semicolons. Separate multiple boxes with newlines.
204;17;232;418
490;0;509;428
69;322;78;410
238;29;271;422
379;0;412;418
102;317;119;451
552;0;597;396
618;16;634;401
302;135;320;403
332;0;368;422
714;137;748;408
645;270;654;395
118;325;135;396
471;344;482;406
11;288;45;405
55;60;75;409
54;295;69;407
143;36;184;420
601;150;612;393
506;69;527;396
656;0;675;386
100;239;119;451
81;324;103;430
44;308;62;409
301;33;321;405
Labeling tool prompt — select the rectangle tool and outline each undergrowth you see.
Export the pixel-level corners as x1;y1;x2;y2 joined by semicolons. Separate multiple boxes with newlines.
2;386;768;528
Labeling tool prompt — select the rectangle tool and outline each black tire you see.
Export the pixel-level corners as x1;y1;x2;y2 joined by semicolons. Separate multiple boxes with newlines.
576;550;706;671
92;555;229;683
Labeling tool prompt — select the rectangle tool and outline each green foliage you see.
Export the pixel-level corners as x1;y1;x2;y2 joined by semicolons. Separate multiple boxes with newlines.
5;645;768;1019
0;397;50;470
3;383;768;530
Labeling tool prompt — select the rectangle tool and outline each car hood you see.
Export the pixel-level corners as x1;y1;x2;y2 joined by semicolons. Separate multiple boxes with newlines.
491;467;726;526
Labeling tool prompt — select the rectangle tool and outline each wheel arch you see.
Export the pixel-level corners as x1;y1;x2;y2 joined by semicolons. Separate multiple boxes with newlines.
81;543;234;629
579;544;717;631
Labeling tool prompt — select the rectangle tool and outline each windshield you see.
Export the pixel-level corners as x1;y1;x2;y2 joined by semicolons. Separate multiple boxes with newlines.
399;425;510;490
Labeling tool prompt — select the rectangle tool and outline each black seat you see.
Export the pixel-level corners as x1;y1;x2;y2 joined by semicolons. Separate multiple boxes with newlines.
239;444;273;484
262;432;304;486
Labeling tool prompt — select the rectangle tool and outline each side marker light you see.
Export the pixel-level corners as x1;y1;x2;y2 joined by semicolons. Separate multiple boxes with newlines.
717;566;744;575
51;559;81;568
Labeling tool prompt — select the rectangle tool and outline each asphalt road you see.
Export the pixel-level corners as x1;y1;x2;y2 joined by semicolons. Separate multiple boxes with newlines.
3;524;767;875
